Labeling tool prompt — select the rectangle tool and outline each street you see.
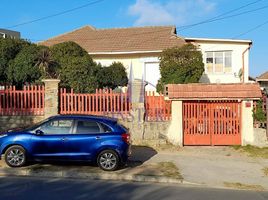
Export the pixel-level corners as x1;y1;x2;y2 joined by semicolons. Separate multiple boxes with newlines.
0;176;267;200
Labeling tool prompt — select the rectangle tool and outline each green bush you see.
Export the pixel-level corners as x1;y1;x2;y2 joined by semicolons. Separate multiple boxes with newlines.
0;38;30;82
7;44;44;87
253;100;266;122
157;44;204;93
97;62;128;89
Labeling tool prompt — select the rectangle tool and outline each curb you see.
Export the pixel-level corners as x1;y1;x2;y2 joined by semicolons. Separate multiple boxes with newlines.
0;168;184;184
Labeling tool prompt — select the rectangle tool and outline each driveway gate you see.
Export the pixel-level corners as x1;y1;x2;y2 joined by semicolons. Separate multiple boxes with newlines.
183;101;241;145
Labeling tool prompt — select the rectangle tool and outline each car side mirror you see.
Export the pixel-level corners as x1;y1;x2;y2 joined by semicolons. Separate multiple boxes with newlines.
35;129;44;135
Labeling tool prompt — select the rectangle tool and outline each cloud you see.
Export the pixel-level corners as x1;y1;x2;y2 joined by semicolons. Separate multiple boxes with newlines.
128;0;216;26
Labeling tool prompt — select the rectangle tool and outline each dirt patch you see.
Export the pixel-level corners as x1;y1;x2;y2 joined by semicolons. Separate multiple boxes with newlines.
232;145;268;159
263;167;268;176
133;161;183;180
223;182;265;191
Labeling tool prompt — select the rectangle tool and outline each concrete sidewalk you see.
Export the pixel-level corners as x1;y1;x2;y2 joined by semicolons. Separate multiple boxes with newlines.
132;146;268;191
0;146;267;191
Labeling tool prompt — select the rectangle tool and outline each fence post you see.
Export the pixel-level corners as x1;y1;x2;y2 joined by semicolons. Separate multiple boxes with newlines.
42;79;60;118
128;79;146;141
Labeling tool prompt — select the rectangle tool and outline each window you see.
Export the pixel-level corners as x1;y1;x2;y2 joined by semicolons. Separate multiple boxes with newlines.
40;119;73;134
205;51;232;73
76;120;101;134
100;123;112;133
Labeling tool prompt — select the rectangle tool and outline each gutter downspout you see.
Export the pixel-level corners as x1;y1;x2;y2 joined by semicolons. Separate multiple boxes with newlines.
242;43;252;83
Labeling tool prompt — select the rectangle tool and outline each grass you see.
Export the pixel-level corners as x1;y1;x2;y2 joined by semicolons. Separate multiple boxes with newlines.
157;162;183;180
134;161;183;180
224;182;265;191
231;145;268;159
263;167;268;176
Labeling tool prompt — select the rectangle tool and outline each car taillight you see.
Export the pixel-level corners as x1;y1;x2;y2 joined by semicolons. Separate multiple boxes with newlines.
122;133;130;144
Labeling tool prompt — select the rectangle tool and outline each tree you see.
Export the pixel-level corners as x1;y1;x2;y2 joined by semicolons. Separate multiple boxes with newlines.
35;48;57;78
50;41;88;62
7;44;45;87
97;62;128;89
59;56;100;93
51;42;100;93
157;44;204;92
0;38;30;82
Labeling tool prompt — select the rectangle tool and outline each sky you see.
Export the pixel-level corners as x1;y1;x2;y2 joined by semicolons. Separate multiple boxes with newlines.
1;0;267;77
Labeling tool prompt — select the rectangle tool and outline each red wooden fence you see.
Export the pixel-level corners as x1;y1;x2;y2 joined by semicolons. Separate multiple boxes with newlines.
60;88;131;115
0;85;45;116
145;91;171;121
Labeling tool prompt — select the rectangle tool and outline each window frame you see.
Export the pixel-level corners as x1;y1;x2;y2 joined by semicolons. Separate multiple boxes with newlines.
73;120;107;135
36;119;75;135
205;51;233;74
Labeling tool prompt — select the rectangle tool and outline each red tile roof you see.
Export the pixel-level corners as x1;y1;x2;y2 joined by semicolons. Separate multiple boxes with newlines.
166;83;262;99
39;25;186;53
257;71;268;80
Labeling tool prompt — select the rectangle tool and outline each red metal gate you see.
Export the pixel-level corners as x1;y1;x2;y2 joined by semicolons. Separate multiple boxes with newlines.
183;101;241;145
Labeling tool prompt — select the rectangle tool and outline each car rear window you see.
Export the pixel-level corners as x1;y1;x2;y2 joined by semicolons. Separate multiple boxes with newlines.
76;120;101;134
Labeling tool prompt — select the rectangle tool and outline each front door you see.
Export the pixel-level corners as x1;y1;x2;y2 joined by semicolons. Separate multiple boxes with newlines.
145;62;160;91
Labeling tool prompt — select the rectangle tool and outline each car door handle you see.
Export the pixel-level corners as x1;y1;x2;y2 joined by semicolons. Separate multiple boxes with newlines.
95;136;101;140
61;137;68;141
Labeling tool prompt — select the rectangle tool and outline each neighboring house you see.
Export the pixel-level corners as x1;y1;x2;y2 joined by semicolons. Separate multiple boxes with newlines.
40;25;252;91
256;71;268;93
0;28;20;39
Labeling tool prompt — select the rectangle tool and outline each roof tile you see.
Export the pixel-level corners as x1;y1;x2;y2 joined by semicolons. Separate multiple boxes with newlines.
166;83;262;99
39;25;186;53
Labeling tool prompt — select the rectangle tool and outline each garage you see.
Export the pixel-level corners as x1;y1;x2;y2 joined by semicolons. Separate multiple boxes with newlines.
183;100;241;145
165;83;262;146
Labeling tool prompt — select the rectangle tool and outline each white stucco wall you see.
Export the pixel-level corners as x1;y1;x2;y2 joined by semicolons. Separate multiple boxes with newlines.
91;40;251;88
167;101;183;146
241;100;254;145
193;41;251;83
92;53;161;91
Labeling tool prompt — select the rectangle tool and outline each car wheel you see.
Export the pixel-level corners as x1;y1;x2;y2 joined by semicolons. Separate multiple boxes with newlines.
4;145;26;167
97;150;119;171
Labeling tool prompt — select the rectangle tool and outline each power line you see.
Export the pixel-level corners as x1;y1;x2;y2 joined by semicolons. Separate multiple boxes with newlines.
6;0;106;29
232;19;268;39
30;3;268;42
177;0;263;30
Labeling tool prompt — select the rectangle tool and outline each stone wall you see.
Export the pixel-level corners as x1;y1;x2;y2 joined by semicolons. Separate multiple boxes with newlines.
119;119;170;144
0;116;45;131
252;128;268;147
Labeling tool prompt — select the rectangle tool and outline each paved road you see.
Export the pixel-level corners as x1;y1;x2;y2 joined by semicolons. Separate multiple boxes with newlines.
0;176;267;200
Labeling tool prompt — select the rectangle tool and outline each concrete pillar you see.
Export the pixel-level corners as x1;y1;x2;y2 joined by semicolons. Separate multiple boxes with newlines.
128;80;146;140
241;100;254;145
167;101;183;146
42;79;60;118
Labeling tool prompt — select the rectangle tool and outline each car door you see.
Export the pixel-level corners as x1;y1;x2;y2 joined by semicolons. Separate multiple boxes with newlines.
64;119;110;161
30;118;74;160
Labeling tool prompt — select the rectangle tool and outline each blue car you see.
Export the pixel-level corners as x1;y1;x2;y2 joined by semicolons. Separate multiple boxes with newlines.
0;115;131;171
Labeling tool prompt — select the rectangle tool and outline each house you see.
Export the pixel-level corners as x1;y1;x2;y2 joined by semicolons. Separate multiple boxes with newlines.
40;25;252;91
0;28;20;39
256;71;268;93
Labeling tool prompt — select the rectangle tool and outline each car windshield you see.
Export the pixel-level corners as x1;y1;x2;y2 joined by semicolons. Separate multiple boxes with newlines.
23;118;50;131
